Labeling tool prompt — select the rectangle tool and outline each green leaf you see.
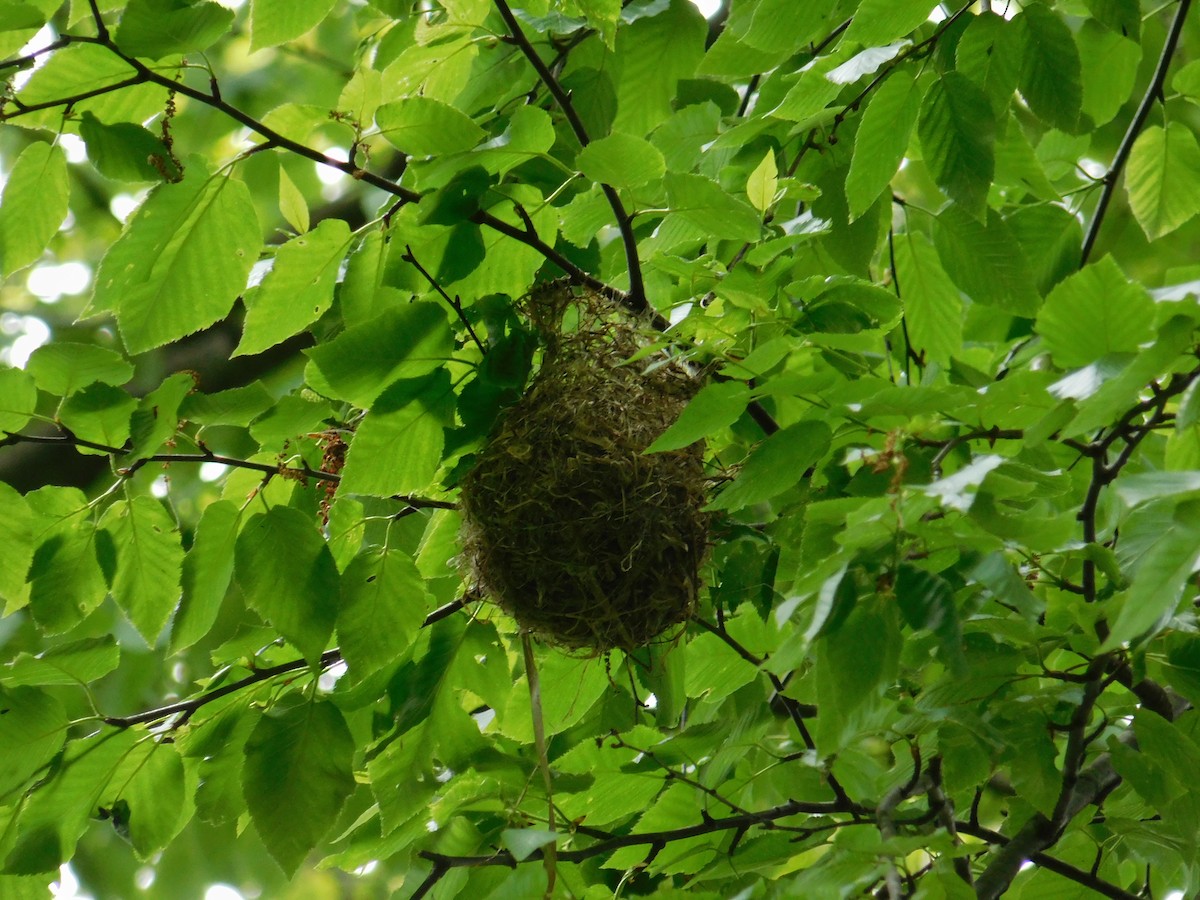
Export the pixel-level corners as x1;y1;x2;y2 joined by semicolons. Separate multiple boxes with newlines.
1085;0;1140;40
0;142;68;278
845;70;921;221
1016;3;1084;133
0;686;66;797
501;828;559;862
27;527;109;635
0;482;32;610
1007;204;1083;296
1174;59;1200;102
1;636;120;687
278;166;310;234
709;421;831;511
576;0;620;46
235;506;340;664
576;132;666;189
249;0;337;49
933;204;1039;317
645;381;750;453
0;367;38;433
305;303;453;408
110;741;189;858
243;697;356;876
1035;256;1155;368
177;382;274;426
172;499;240;652
1077;21;1141;128
58;385;136;449
1103;502;1200;649
1125;123;1200;242
115;0;234;59
248;393;331;448
13;43;140;112
236;218;352;356
665;172;762;241
611;0;706;136
338;372;455;497
125;372;195;463
917;73;995;220
894;232;962;364
92;166;261;354
338;546;431;679
894;563;963;670
815;600;900;753
731;0;837;53
25;343;132;396
78;112;179;183
843;0;937;47
376;97;485;156
955;13;1022;117
100;497;184;643
3;730;137;874
745;148;778;214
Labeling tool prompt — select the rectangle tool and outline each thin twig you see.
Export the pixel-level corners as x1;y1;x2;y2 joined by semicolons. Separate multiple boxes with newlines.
402;244;487;355
420;797;853;870
0;431;458;509
492;0;647;312
102;598;470;728
102;649;342;728
1081;0;1193;263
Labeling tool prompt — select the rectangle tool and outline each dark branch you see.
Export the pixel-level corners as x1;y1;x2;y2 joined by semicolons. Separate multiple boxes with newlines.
960;822;1140;900
421;798;852;870
102;649;343;728
492;0;648;313
1081;0;1193;263
102;598;469;728
402;244;487;356
0;430;458;509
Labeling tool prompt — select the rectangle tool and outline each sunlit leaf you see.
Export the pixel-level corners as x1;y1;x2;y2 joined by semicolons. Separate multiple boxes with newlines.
1125;123;1200;241
0;142;68;278
92;166;261;353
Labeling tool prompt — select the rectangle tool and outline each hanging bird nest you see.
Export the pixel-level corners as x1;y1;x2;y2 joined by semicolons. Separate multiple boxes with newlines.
459;284;709;653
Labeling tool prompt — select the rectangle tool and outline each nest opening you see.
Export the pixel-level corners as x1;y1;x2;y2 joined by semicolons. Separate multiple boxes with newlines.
459;285;709;653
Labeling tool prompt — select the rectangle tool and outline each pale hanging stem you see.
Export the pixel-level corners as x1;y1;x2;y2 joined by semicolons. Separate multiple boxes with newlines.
522;633;557;897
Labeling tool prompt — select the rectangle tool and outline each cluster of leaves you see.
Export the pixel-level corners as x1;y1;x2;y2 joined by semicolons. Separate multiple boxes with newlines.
4;0;1200;897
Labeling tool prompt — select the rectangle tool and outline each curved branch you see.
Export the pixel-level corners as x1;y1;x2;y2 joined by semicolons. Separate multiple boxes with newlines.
959;821;1140;900
421;797;851;870
492;0;648;313
0;430;458;509
1081;0;1193;263
102;598;468;728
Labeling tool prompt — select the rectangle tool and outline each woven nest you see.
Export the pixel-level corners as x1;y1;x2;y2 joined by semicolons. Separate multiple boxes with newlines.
459;285;709;653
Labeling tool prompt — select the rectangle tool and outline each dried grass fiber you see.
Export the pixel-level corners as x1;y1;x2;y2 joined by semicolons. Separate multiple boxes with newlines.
459;286;708;652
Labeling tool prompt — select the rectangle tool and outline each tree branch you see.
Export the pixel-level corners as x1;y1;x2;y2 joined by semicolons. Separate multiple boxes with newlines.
402;244;487;356
492;0;648;313
960;822;1140;900
102;598;468;728
1080;0;1193;263
0;430;458;509
420;797;852;871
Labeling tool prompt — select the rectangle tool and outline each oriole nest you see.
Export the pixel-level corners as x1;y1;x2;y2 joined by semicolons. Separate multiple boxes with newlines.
459;285;709;653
